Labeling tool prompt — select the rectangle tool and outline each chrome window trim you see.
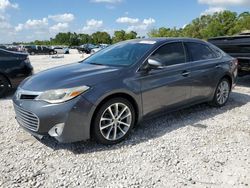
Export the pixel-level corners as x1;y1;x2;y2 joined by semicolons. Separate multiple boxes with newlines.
136;40;223;73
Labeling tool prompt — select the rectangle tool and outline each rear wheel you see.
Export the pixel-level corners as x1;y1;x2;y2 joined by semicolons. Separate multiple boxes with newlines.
93;98;135;145
0;75;9;98
210;78;231;107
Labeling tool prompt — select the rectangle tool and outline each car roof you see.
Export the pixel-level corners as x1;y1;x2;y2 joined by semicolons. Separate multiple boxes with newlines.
125;37;207;45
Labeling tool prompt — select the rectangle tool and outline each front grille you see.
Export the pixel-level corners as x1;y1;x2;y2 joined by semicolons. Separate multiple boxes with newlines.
14;104;39;132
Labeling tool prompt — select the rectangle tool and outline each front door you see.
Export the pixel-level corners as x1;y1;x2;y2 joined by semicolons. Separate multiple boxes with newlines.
139;42;192;115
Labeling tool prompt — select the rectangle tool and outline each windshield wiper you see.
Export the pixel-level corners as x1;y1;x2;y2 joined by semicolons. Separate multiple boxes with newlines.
89;62;104;66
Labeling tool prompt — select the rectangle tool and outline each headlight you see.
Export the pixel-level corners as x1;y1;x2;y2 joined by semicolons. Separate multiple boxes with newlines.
36;86;89;103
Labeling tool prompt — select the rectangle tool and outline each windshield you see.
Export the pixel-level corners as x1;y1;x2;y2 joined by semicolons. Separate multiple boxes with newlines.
84;41;154;67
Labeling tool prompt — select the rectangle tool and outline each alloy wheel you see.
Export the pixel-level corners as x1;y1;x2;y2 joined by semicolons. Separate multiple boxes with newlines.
99;102;132;141
216;80;230;105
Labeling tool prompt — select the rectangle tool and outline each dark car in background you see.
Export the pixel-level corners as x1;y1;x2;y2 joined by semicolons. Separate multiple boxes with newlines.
13;38;237;145
24;45;56;55
0;45;20;52
0;49;33;97
77;44;97;54
208;33;250;76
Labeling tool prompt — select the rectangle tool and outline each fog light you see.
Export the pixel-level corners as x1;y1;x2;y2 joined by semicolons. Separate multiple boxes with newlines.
48;123;65;137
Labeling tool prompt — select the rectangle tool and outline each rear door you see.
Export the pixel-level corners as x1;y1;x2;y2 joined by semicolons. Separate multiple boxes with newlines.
184;42;222;101
140;42;192;115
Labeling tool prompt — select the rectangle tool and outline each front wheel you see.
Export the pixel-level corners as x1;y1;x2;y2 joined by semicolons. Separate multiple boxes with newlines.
92;98;135;145
210;78;231;107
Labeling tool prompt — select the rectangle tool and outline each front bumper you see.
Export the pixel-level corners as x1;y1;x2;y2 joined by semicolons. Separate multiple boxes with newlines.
13;95;95;143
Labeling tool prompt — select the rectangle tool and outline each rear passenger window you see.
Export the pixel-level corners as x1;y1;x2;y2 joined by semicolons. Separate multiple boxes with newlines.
150;42;186;66
186;42;217;61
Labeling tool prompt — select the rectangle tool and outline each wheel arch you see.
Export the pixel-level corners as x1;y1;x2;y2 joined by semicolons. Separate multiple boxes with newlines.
90;92;140;137
221;74;233;90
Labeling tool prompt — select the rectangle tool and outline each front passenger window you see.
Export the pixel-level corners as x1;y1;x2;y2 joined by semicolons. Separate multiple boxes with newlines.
150;42;186;66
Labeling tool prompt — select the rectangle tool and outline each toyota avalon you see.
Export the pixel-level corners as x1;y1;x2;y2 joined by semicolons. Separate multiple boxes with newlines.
13;38;238;145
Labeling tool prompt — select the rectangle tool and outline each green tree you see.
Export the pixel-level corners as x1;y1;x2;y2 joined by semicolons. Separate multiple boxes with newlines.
51;32;71;45
112;30;126;43
69;32;80;46
232;12;250;34
92;31;111;44
79;34;92;44
125;31;137;40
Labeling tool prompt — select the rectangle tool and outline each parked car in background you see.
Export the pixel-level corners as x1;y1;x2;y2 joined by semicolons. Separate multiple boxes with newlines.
0;49;33;97
77;44;97;54
208;32;250;76
52;47;69;54
0;45;7;50
0;45;20;52
91;44;109;54
13;38;237;145
24;45;56;55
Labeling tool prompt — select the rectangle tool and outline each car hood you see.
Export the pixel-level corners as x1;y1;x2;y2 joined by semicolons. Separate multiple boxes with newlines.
20;62;122;91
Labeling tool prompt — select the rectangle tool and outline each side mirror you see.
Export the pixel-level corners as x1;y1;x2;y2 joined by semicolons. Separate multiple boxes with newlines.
147;58;164;70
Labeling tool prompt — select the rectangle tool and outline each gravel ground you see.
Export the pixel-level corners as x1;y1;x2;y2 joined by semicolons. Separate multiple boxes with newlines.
0;54;249;188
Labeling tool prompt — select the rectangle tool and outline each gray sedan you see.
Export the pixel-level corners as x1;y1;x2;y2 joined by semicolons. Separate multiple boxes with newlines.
13;38;238;145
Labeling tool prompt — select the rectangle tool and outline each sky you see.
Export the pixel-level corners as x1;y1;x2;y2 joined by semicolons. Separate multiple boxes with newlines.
0;0;250;43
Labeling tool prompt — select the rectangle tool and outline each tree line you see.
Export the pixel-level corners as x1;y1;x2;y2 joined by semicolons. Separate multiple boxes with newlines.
20;30;138;46
19;11;250;46
149;11;250;39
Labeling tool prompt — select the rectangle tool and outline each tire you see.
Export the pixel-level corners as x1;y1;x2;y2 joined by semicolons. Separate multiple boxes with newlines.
92;98;135;145
0;75;9;98
210;78;231;107
50;51;54;55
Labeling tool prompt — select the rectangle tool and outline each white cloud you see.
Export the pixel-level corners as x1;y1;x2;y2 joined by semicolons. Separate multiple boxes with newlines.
14;18;48;32
0;0;18;11
91;0;122;3
198;0;250;6
125;18;156;36
0;14;5;21
81;19;104;34
50;22;69;33
116;17;156;35
116;17;139;24
14;23;23;32
25;18;48;30
48;13;75;23
143;18;156;25
201;7;226;15
0;20;11;30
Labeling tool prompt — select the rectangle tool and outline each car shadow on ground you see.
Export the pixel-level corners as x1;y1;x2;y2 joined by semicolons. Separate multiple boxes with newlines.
38;89;250;154
0;89;16;101
236;75;250;87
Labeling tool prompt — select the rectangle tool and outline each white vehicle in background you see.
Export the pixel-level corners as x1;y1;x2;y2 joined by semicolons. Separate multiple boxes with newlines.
91;44;109;54
52;47;69;54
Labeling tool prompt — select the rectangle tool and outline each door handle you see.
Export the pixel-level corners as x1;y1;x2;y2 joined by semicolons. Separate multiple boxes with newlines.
182;71;190;77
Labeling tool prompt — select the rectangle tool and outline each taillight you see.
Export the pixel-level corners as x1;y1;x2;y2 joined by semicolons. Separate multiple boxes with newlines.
233;59;238;66
24;57;30;64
